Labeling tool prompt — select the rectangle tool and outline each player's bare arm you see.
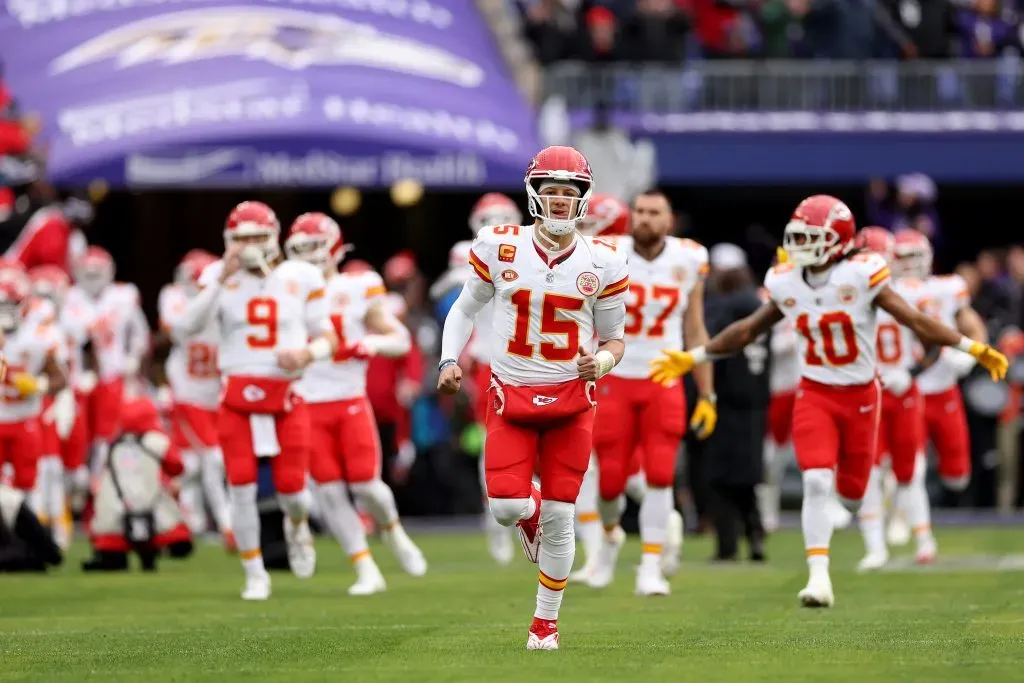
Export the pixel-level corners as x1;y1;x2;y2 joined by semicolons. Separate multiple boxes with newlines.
362;300;413;358
684;277;714;397
707;300;785;357
41;350;68;394
955;305;987;343
875;285;1008;380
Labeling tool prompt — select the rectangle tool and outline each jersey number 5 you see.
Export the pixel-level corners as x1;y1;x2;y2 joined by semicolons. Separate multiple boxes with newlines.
507;289;584;362
795;311;857;367
624;283;680;337
246;297;278;349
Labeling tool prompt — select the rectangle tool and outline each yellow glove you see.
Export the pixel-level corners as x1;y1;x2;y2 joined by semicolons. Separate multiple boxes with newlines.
775;246;789;265
648;349;695;386
10;372;40;398
690;396;718;440
966;341;1009;381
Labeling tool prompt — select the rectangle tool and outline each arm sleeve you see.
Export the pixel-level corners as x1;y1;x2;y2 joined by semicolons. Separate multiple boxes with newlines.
595;302;626;342
440;279;492;362
864;254;891;300
175;265;222;337
304;267;332;337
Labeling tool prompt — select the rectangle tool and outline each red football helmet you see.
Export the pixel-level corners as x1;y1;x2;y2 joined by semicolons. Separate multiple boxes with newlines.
893;229;933;279
525;146;594;236
448;240;472;270
28;265;71;305
468;193;522;234
74;246;114;296
579;193;629;237
783;195;856;267
175;249;218;291
342;259;373;275
0;267;30;332
224;201;280;265
284;212;351;271
384;251;417;286
854;226;895;263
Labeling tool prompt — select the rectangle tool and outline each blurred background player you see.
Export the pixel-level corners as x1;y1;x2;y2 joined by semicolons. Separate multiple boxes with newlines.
158;249;233;551
649;194;1008;608
702;243;768;563
175;201;337;600
585;189;713;595
438;146;629;649
0;263;67;512
25;265;77;549
65;246;149;490
287;212;426;595
853;227;933;570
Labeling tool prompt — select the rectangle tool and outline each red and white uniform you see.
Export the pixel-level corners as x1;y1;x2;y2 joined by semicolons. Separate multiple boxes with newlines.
916;274;972;486
296;270;388;484
0;314;62;490
63;282;147;441
198;258;329;493
159;283;221;450
467;224;628;503
594;235;707;498
763;252;889;499
874;277;929;483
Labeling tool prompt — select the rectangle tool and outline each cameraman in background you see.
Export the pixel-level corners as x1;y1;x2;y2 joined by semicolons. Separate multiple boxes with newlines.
702;244;770;562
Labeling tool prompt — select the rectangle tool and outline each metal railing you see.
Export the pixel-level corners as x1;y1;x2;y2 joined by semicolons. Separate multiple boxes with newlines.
544;60;1024;112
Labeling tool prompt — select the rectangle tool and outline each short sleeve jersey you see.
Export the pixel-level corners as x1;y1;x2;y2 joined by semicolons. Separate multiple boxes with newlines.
159;283;222;409
295;269;388;403
764;252;890;386
916;274;971;395
467;224;629;387
611;235;708;379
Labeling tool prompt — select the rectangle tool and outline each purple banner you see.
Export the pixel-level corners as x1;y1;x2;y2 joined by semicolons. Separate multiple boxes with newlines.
0;0;539;187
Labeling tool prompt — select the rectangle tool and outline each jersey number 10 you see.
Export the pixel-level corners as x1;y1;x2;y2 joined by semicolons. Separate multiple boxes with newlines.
795;311;858;367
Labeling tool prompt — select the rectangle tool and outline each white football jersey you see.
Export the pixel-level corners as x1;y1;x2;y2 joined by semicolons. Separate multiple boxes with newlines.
159;284;221;409
0;316;62;422
468;224;629;387
611;235;707;379
296;269;387;403
769;317;800;394
764;252;890;386
916;274;970;395
199;259;330;379
63;283;145;382
875;277;930;373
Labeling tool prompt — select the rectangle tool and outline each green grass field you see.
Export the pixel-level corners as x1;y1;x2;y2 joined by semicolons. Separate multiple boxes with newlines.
1;526;1022;683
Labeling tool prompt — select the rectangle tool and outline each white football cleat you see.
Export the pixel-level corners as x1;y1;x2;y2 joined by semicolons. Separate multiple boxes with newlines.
914;536;937;565
569;553;599;583
487;527;515;566
526;628;559;650
383;523;428;577
886;512;911;546
283;517;317;579
517;483;542;563
856;549;890;572
586;525;625;588
348;559;388;596
798;574;834;608
635;563;671;596
242;572;271;601
661;509;684;576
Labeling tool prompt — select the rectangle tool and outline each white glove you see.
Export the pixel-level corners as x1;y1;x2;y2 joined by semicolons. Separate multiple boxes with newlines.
45;388;77;440
123;356;141;377
76;370;98;394
881;368;912;396
941;347;977;378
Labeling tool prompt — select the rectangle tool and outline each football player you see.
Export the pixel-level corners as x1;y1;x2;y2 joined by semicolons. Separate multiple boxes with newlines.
648;195;1007;607
174;201;337;600
438;146;629;649
287;212;426;594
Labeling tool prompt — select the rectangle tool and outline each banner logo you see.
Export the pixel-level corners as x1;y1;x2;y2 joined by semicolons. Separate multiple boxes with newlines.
49;6;484;87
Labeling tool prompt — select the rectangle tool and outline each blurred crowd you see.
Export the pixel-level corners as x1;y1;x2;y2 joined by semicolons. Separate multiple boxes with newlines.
518;0;1024;63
